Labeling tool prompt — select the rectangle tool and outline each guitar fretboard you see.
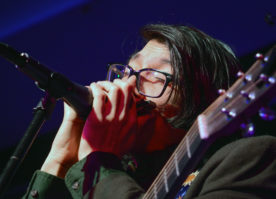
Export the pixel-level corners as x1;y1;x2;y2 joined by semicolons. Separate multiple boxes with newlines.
143;122;211;199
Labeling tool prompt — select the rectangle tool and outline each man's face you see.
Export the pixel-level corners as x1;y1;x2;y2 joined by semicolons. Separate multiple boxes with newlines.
129;39;179;117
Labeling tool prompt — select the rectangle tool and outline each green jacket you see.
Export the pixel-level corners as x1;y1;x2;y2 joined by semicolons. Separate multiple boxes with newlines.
23;136;276;198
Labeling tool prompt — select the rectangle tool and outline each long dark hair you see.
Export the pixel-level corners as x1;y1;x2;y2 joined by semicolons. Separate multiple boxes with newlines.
141;24;240;129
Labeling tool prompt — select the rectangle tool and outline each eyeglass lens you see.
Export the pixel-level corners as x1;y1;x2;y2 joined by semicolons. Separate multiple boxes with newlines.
138;70;166;97
107;64;130;81
107;64;167;97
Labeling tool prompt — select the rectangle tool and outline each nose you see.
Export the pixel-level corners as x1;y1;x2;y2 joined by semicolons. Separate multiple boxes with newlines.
127;75;136;84
127;75;143;100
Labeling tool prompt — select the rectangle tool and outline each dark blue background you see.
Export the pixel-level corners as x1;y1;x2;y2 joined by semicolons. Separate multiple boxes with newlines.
0;0;275;197
0;0;275;154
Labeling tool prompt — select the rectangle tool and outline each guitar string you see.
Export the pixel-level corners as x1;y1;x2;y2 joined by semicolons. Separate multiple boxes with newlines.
144;130;199;199
144;123;199;198
145;64;269;198
144;129;197;198
204;61;265;132
145;81;252;198
145;73;267;199
146;58;275;198
205;78;265;133
145;86;257;198
160;123;199;181
144;58;273;198
205;59;264;122
206;52;276;132
144;126;198;198
208;69;266;123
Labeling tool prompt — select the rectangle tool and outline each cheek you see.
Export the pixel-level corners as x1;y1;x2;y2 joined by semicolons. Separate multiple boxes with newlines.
147;97;166;106
146;87;172;107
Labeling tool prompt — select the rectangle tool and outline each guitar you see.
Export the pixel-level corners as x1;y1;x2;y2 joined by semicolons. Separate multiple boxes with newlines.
143;45;276;199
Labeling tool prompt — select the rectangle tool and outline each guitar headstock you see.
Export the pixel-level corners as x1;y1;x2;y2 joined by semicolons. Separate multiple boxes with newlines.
198;45;276;140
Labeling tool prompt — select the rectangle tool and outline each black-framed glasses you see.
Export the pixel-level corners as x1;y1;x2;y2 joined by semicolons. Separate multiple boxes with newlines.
107;64;172;98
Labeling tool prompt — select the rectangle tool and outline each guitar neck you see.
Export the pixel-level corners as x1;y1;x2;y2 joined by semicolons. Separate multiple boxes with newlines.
143;46;276;199
143;122;213;199
143;81;229;199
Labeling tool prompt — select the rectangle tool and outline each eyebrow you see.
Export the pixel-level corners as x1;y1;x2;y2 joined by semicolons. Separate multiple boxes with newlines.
128;52;171;65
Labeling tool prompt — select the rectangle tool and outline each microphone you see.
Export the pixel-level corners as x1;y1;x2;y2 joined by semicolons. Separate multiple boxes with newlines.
0;42;92;119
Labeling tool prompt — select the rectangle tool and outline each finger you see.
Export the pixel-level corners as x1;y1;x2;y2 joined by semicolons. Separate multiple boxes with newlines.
112;77;136;120
90;82;106;121
126;76;138;111
96;81;122;121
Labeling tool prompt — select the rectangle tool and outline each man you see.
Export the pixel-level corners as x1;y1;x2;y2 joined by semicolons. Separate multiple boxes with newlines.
23;24;276;198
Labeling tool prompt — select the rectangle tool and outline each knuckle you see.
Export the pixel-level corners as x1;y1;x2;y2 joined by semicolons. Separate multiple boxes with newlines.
109;84;120;94
113;78;121;84
96;80;105;84
121;81;132;92
90;82;96;87
118;111;126;121
93;92;106;100
105;113;116;122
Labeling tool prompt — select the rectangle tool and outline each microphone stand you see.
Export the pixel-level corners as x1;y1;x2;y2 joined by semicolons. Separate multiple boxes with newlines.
0;92;56;198
0;41;94;197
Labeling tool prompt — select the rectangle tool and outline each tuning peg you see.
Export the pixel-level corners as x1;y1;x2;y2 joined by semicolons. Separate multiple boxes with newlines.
264;56;269;62
240;90;256;103
260;74;268;81
217;89;226;95
14;52;30;68
244;74;253;82
268;77;276;84
20;52;29;58
254;53;269;69
236;71;245;78
221;107;236;119
240;122;255;137
223;92;233;102
255;53;264;60
256;74;276;88
259;107;276;121
20;52;30;64
259;74;276;84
